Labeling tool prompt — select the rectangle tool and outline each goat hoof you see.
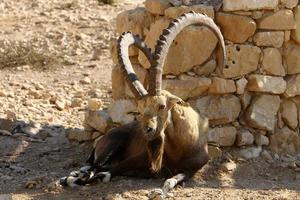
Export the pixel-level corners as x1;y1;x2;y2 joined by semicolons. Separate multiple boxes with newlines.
59;177;68;187
94;172;111;183
148;189;165;200
69;170;80;177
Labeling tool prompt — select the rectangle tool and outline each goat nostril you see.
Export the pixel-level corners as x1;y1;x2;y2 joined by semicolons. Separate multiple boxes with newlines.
145;127;153;133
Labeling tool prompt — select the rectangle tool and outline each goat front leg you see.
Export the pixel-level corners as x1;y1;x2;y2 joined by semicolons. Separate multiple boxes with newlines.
91;152;151;183
149;147;209;199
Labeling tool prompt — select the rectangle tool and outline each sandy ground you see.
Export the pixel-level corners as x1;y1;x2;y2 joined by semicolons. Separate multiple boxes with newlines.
0;0;300;199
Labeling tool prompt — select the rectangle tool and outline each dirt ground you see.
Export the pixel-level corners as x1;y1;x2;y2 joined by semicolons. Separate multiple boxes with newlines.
0;0;300;199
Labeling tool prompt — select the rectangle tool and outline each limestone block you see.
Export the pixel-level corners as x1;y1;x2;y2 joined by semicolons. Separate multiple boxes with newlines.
208;77;236;94
163;76;211;100
193;59;216;76
247;75;287;94
262;48;285;76
292;6;300;44
196;95;241;125
280;0;298;9
216;13;256;43
280;99;298;129
223;0;279;11
236;129;254;146
165;5;214;19
284;75;300;97
253;31;284;48
223;44;261;78
257;9;296;30
208;126;237;147
139;18;218;75
246;94;281;131
236;78;248;95
108;99;137;125
283;41;300;75
145;0;171;15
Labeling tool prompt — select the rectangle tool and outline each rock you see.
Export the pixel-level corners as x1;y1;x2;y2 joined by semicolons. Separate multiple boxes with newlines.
253;31;284;48
208;146;222;158
0;194;13;200
292;6;300;44
0;129;12;136
208;126;237;147
246;94;281;131
208;77;236;94
108;99;137;125
193;59;216;76
221;161;237;172
270;127;300;155
257;9;296;30
0;90;7;97
195;95;241;125
246;75;286;94
280;99;298;129
216;13;256;43
236;78;248;95
116;7;152;37
240;91;252;110
262;48;285;76
283;41;300;75
280;0;298;9
255;134;270;146
284;75;300;98
55;99;66;111
165;5;214;19
111;64;147;100
261;150;273;162
71;98;82;108
116;7;153;56
139;18;218;75
236;129;254;146
145;0;171;15
87;98;102;111
66;128;92;142
239;146;262;159
223;0;279;11
163;76;211;100
85;110;113;133
296;173;300;180
223;44;261;78
80;77;91;84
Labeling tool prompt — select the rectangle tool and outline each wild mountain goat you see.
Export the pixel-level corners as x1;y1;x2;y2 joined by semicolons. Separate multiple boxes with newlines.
60;12;226;199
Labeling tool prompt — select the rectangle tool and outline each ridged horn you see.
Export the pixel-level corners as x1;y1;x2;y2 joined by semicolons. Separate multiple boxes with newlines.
149;11;226;96
117;32;154;99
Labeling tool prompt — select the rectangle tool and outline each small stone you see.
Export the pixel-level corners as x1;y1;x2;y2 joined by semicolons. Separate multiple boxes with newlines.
208;146;222;158
80;77;91;84
221;161;237;172
0;90;7;97
208;126;237;147
66;129;92;142
247;75;286;94
255;134;270;146
239;146;262;160
88;98;102;111
55;99;66;111
71;98;82;108
208;77;236;94
236;129;254;146
236;78;248;94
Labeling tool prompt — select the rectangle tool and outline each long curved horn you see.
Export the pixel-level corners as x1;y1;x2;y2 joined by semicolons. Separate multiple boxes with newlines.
117;32;154;99
149;11;226;96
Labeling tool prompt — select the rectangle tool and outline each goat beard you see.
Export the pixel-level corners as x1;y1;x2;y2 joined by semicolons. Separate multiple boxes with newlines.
147;135;164;173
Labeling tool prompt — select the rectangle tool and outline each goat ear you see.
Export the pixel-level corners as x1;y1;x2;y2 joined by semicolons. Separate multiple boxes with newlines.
167;93;184;108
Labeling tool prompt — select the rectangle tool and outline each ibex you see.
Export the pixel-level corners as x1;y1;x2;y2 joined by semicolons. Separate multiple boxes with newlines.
60;12;226;199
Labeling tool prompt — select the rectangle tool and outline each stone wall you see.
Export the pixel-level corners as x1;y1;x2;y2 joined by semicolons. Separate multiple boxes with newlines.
90;0;300;157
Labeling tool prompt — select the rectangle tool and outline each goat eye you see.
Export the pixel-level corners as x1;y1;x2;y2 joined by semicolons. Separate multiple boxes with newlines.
158;104;166;110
